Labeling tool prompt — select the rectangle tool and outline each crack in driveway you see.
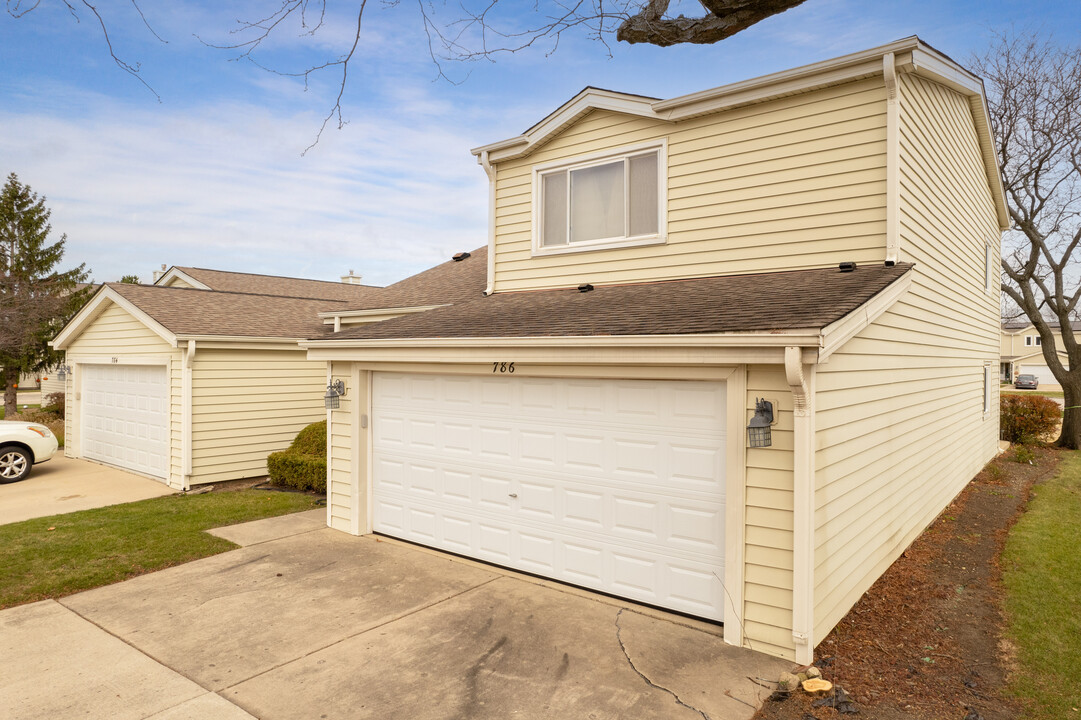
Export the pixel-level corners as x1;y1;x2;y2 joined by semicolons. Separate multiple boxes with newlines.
615;608;712;720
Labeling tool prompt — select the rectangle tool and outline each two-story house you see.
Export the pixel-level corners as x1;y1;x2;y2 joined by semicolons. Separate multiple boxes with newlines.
304;36;1007;664
1001;319;1072;386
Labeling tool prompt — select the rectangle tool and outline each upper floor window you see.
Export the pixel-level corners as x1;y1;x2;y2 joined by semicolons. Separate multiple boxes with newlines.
533;141;666;255
1025;335;1041;346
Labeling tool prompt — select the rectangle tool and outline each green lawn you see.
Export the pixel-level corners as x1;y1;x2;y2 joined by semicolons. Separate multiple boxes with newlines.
1002;389;1065;399
1003;450;1081;717
0;491;321;609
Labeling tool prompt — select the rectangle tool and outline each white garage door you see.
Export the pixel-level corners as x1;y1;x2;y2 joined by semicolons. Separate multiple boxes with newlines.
81;364;169;479
1020;363;1065;386
372;372;727;621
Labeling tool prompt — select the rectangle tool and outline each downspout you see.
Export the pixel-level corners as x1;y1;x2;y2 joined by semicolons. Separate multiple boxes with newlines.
182;340;195;491
786;346;816;664
884;52;901;265
479;150;496;296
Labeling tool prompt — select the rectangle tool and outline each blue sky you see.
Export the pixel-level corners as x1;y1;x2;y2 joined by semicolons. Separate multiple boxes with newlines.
1;1;1077;286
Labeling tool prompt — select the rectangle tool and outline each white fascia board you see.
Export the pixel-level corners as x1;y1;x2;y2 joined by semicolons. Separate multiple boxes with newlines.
173;335;306;349
470;89;665;162
301;331;825;351
318;304;448;323
155;268;211;290
818;270;914;362
51;286;178;350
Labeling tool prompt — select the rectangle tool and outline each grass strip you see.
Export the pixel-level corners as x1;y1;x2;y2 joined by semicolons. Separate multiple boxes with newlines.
1003;449;1081;717
0;490;321;609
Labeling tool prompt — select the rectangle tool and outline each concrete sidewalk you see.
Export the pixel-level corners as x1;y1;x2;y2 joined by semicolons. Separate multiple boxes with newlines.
1;510;789;720
0;455;174;525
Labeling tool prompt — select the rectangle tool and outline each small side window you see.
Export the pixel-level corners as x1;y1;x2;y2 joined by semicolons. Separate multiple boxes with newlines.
984;365;992;415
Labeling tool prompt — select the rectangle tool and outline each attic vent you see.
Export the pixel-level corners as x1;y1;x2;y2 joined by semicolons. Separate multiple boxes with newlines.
453;252;471;262
884;259;896;267
578;283;594;293
839;262;857;273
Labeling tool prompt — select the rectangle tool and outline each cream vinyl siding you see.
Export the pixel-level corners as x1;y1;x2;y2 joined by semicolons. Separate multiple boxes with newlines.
491;78;888;292
163;276;197;289
743;366;796;659
62;303;184;487
327;361;357;532
189;349;327;484
812;73;1001;644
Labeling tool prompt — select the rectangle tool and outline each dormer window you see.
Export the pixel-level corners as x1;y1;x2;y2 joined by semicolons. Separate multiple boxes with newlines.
533;141;666;255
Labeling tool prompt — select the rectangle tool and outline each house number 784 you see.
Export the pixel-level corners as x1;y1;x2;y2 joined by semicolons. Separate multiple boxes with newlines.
492;362;515;374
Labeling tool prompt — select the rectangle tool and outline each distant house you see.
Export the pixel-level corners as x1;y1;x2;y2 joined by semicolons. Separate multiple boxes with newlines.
50;271;381;489
300;37;1007;664
1000;320;1073;387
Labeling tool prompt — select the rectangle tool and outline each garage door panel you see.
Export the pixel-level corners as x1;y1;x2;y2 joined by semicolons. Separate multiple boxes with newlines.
372;373;726;621
81;364;168;479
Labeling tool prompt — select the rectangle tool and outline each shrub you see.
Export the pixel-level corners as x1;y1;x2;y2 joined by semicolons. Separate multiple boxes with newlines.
1000;394;1061;444
43;391;65;416
267;420;326;493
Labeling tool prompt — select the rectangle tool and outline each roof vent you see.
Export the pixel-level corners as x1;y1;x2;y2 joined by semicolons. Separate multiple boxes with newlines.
884;259;896;267
578;283;594;293
453;251;471;262
839;262;857;273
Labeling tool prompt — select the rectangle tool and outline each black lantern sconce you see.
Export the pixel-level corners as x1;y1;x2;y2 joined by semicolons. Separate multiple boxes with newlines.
324;379;346;409
57;364;73;381
747;398;775;448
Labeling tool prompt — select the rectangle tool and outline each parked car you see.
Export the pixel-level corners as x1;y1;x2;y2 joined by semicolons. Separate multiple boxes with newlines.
0;421;59;482
1015;374;1039;390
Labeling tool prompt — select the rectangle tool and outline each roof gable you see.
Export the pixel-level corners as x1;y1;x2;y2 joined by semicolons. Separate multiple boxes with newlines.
156;266;384;302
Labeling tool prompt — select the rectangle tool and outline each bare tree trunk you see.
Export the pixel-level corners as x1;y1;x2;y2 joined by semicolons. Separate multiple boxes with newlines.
1058;377;1081;449
3;367;18;418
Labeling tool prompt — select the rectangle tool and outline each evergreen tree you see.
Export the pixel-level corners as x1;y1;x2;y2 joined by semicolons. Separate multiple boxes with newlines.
0;173;89;416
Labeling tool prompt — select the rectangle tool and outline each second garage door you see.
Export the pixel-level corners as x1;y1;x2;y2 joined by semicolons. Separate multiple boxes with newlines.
81;364;170;479
372;372;728;621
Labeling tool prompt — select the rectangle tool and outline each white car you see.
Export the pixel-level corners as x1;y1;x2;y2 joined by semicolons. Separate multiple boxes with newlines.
0;420;59;482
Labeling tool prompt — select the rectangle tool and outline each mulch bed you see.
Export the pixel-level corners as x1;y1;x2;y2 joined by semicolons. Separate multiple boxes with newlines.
754;445;1061;720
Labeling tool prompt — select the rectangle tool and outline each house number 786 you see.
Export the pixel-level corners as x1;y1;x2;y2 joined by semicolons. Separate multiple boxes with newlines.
492;362;515;374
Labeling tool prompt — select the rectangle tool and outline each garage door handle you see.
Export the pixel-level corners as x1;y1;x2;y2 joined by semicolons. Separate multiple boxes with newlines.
508;493;518;498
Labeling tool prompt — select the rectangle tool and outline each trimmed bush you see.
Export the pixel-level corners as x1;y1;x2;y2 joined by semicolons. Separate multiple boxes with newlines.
266;420;327;493
1000;394;1061;444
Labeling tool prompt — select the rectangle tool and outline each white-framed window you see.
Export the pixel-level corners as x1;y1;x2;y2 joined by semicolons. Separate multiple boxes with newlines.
532;140;666;255
1025;335;1042;347
985;240;994;294
984;364;993;416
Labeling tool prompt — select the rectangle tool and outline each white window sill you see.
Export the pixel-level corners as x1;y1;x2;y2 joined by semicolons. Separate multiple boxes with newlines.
532;234;666;258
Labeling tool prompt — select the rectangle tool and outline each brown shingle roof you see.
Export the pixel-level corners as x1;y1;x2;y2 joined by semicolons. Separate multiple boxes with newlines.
171;267;385;302
322;263;914;341
335;246;488;311
108;283;346;339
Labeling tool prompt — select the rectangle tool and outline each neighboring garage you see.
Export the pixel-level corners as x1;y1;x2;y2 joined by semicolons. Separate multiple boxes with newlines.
52;275;379;489
370;371;728;621
80;363;170;479
1019;361;1068;387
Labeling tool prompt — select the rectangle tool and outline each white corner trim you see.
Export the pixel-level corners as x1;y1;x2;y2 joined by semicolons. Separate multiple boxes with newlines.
155;268;211;290
884;52;901;265
51;286;178;350
722;365;748;650
480;150;497;296
819;270;914;362
786;347;816;664
181;340;195;489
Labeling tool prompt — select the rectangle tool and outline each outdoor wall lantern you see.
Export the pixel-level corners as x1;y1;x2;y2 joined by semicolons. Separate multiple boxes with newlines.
747;398;775;448
57;364;73;381
324;379;346;409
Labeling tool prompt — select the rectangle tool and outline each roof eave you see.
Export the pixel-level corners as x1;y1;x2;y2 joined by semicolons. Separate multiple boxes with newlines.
51;286;178;350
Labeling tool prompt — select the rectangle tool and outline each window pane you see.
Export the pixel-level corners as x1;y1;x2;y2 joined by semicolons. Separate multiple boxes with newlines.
570;161;624;243
628;152;658;237
542;172;568;246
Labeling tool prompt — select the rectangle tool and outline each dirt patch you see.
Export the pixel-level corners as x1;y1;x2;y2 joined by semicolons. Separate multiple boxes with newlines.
754;445;1060;720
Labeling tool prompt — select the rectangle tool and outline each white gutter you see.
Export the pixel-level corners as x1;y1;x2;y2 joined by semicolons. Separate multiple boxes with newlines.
479;150;497;296
786;346;815;665
181;340;195;490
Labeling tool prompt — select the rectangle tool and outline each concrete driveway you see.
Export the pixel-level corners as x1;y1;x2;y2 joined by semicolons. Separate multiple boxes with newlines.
0;510;790;720
0;455;174;526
